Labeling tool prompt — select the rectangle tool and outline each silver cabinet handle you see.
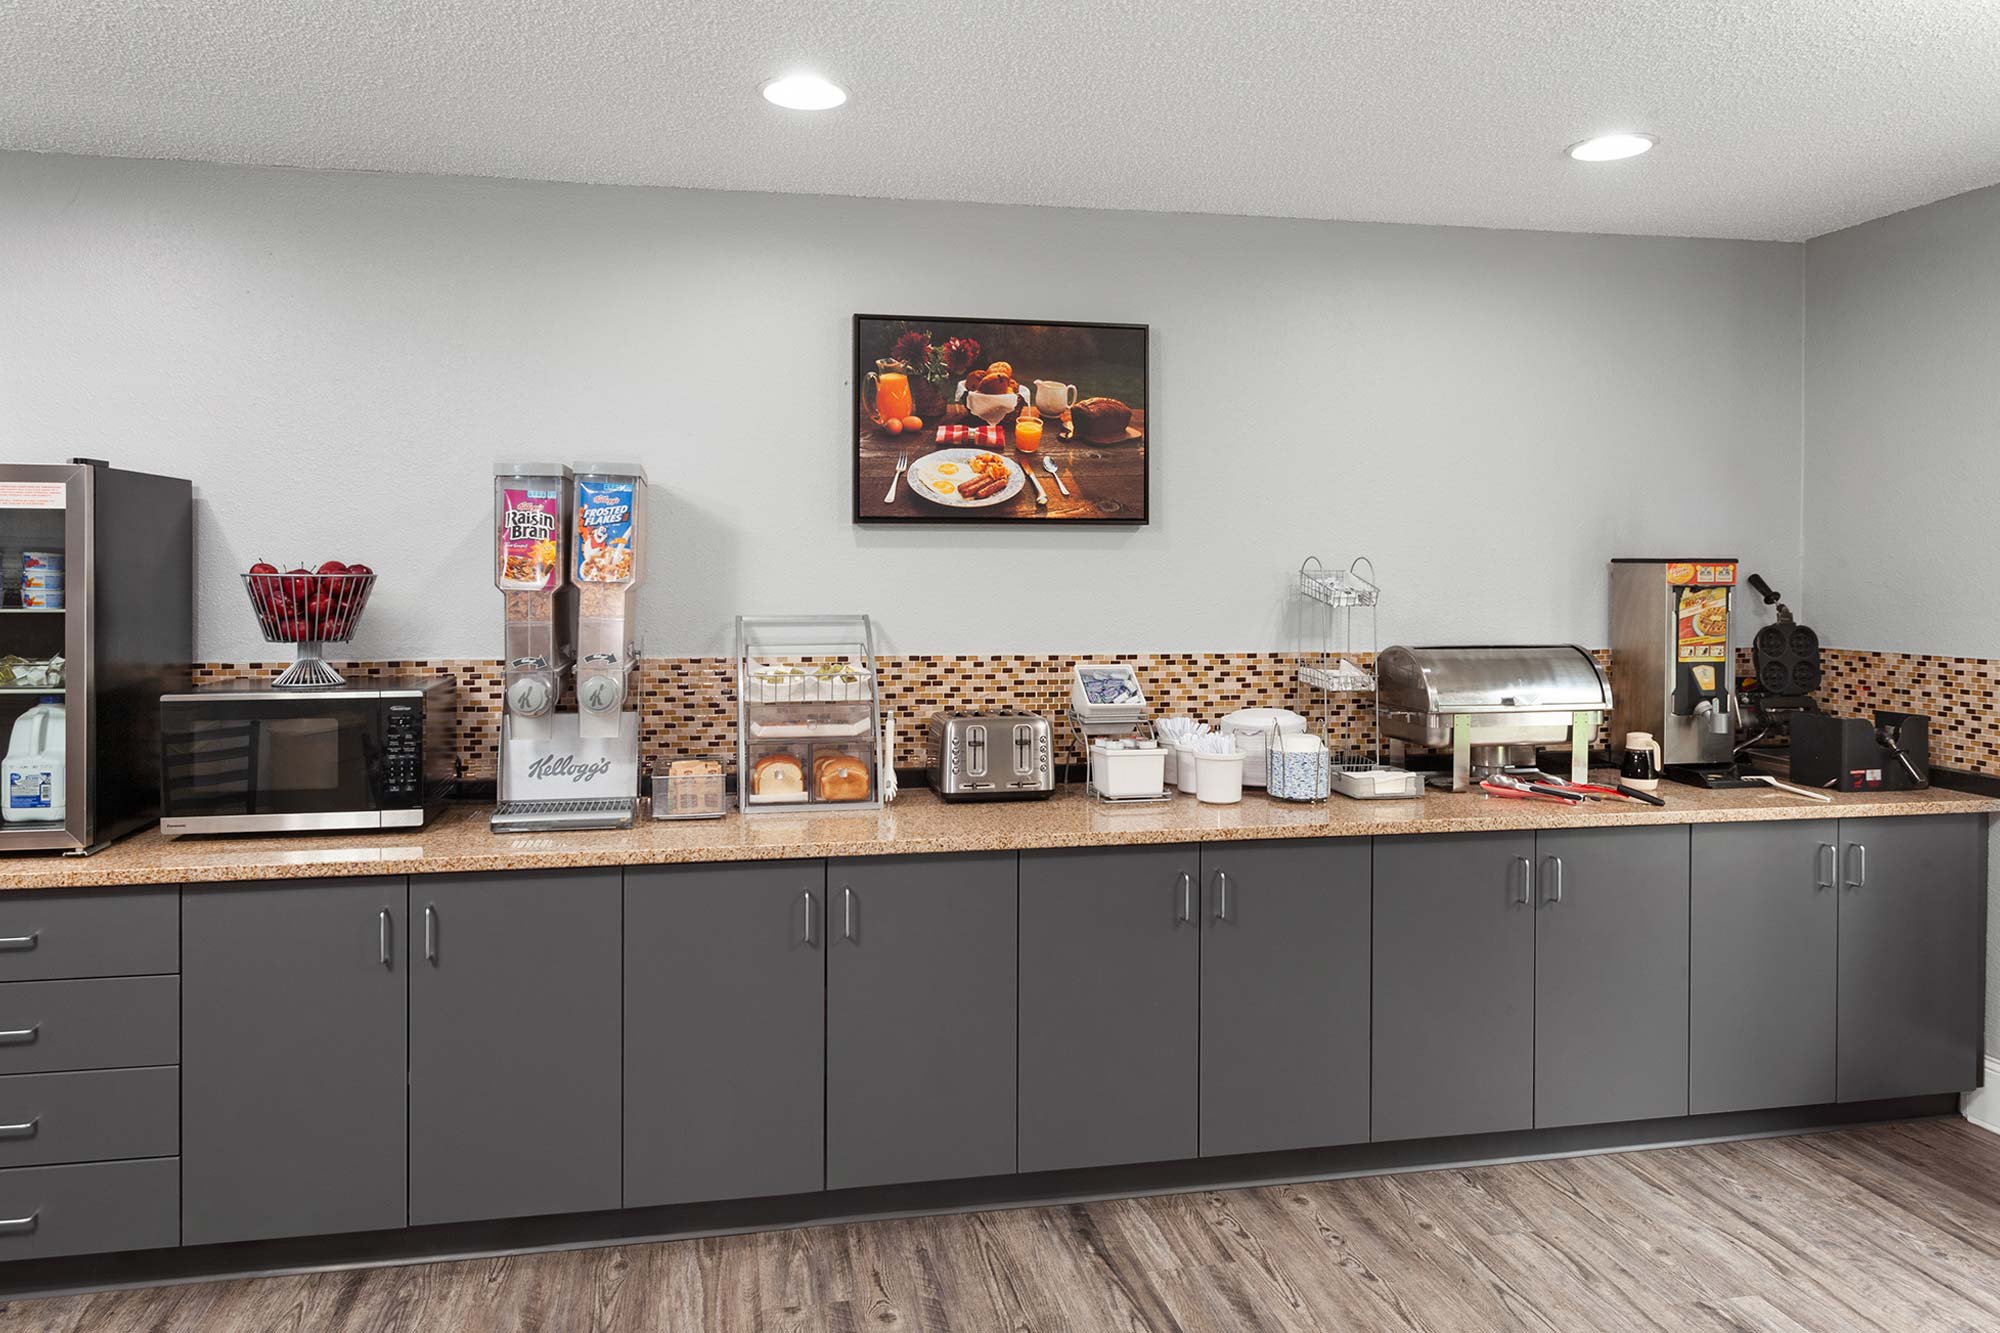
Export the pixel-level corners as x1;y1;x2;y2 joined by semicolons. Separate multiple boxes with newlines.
0;1213;37;1235
0;933;37;952
841;886;855;942
1845;842;1867;888
801;890;816;947
1512;856;1532;905
1816;843;1836;890
1546;855;1565;905
1214;870;1230;922
0;1027;38;1045
0;1118;38;1139
378;909;392;966
424;904;437;961
1177;871;1192;923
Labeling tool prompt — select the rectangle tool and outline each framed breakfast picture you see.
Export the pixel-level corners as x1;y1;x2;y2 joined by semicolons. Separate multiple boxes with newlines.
852;314;1149;525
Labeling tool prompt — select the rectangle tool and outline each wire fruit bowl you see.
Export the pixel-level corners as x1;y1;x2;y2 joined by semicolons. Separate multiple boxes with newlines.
242;570;377;688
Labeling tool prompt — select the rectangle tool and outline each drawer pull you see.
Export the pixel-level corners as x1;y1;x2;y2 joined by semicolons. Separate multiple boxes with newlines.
0;934;37;952
0;1027;39;1045
0;1213;38;1235
0;1118;37;1139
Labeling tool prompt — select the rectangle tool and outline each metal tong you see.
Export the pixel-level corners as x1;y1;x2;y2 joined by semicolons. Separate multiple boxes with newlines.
1480;774;1584;805
1524;771;1668;807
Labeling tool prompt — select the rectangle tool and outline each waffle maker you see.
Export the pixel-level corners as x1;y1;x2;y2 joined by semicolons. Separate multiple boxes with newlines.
1735;573;1823;756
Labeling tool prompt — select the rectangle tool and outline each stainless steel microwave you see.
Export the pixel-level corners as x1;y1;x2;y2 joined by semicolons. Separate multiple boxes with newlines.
159;678;456;835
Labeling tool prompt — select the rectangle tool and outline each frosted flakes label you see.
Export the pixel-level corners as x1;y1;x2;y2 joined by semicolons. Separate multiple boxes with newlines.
575;479;636;583
499;487;563;590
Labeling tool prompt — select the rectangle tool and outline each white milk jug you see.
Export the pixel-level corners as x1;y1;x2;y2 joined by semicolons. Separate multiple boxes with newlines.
2;699;66;824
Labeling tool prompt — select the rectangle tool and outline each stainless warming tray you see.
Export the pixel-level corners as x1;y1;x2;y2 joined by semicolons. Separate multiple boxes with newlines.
1376;644;1612;791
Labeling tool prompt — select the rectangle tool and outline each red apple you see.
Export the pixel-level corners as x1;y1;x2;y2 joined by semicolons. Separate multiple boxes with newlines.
345;562;373;578
316;560;348;577
284;568;312;602
248;561;278;576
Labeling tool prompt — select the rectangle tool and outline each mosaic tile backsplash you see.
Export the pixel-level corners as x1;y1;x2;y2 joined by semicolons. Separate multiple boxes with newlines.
191;646;2000;780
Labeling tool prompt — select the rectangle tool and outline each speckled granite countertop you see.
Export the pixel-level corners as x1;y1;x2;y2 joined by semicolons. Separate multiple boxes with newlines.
3;774;1993;891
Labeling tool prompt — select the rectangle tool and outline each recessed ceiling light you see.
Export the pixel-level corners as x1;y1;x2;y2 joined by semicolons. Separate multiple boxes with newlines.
761;74;847;111
1567;133;1656;162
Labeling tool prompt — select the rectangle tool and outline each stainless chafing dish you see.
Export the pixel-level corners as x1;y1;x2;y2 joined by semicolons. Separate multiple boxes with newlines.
1376;645;1613;791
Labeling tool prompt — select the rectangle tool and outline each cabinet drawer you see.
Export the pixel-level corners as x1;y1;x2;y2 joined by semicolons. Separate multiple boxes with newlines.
0;889;179;982
0;1068;179;1169
0;977;180;1075
0;1158;179;1260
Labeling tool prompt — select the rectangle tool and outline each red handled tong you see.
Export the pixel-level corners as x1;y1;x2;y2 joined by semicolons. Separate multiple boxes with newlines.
1479;779;1582;805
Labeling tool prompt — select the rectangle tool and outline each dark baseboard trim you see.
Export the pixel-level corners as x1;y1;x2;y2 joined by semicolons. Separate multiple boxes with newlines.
0;1094;1959;1303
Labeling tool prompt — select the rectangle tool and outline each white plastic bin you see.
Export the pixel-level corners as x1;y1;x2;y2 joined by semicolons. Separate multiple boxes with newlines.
1090;741;1167;799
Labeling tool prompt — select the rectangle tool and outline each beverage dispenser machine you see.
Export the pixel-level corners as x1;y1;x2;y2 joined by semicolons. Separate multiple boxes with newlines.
490;461;647;832
1610;558;1744;786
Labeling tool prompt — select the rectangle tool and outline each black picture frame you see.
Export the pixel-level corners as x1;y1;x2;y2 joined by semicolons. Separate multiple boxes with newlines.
851;313;1150;525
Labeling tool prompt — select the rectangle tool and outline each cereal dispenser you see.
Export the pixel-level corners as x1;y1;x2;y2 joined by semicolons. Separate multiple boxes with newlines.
490;461;647;832
572;464;646;741
493;463;572;744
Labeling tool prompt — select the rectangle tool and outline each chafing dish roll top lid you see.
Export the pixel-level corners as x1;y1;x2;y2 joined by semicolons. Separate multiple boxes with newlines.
1376;645;1613;790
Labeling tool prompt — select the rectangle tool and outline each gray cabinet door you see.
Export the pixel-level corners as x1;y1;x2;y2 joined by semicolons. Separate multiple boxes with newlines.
1200;839;1370;1158
182;877;407;1246
1020;844;1199;1173
1534;826;1691;1128
1837;814;1985;1102
625;861;825;1207
826;853;1016;1191
1372;832;1536;1142
1690;820;1838;1113
410;868;622;1225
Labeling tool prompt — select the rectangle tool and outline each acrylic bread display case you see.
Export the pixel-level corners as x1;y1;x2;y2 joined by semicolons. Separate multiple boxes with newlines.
735;614;884;812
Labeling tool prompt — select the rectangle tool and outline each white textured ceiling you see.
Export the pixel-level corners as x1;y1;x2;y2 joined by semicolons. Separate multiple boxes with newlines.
5;1;1999;241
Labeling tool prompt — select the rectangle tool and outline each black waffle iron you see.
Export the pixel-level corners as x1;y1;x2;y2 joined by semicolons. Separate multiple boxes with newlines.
1736;573;1822;753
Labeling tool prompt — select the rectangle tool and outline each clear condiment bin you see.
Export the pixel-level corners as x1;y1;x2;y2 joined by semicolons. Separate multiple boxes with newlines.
652;758;730;819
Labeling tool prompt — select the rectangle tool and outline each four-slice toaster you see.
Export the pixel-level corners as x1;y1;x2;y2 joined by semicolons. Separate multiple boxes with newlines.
926;711;1055;800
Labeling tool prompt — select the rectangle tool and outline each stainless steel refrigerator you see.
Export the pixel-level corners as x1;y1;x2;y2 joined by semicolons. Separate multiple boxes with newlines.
0;459;192;853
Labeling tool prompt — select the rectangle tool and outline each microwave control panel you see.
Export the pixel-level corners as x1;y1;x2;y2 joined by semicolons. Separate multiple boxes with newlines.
384;701;423;804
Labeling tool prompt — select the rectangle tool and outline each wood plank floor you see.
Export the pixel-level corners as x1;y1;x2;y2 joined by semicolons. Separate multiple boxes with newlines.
6;1117;2000;1331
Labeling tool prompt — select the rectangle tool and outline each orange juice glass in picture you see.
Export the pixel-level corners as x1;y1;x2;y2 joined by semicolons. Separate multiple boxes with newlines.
1014;416;1043;453
862;369;914;426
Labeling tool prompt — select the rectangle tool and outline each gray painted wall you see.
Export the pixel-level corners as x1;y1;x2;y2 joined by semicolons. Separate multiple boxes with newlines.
1;150;1803;660
1802;182;2000;654
1802;183;2000;1062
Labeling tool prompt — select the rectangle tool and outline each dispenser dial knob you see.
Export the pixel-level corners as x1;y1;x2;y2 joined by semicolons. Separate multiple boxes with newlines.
581;674;624;714
507;675;554;717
